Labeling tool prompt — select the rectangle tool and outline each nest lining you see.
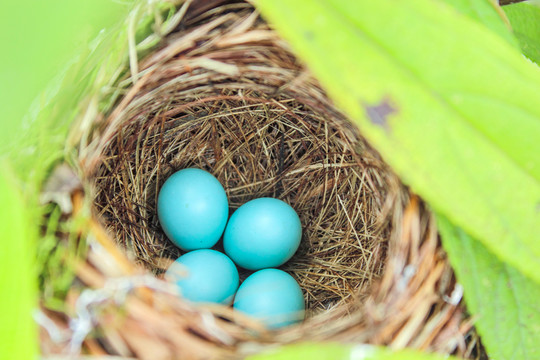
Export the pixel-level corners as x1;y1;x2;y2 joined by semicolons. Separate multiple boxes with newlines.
37;1;479;358
92;84;394;314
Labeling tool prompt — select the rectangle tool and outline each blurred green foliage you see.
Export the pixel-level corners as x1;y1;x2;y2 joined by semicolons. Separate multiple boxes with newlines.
0;165;36;360
0;0;132;149
0;1;133;358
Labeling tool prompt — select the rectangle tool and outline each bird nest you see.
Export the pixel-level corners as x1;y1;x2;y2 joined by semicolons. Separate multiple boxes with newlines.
38;1;480;359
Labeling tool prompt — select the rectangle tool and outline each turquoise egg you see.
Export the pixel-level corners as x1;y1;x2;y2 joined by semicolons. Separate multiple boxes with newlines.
166;249;239;304
223;198;301;270
233;269;305;328
158;168;228;251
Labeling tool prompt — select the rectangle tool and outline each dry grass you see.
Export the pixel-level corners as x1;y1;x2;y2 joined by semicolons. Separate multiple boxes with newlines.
38;1;480;358
90;90;395;313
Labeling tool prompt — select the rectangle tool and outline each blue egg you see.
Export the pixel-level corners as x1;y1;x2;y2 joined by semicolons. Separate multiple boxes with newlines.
158;168;228;251
166;249;239;304
233;269;305;328
223;198;301;270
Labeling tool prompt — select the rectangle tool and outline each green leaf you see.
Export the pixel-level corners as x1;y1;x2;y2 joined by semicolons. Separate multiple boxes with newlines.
441;0;518;47
438;215;540;360
255;0;540;283
504;2;540;65
0;163;37;360
248;343;459;360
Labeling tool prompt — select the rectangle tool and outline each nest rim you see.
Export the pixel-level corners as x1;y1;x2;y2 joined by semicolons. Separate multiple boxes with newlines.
38;1;477;358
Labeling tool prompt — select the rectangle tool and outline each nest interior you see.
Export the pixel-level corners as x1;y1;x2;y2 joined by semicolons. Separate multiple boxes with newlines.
88;3;397;315
40;1;480;358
